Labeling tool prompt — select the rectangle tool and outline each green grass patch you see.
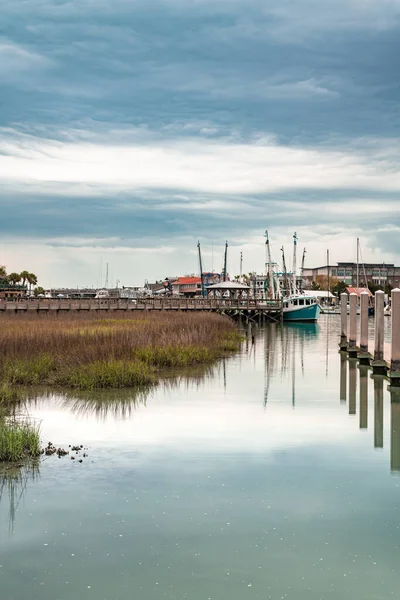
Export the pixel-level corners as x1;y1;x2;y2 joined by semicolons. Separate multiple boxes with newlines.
55;359;156;390
0;420;41;462
3;354;55;386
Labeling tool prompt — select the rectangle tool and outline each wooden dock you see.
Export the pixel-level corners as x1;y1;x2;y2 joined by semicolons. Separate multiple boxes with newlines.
0;298;283;322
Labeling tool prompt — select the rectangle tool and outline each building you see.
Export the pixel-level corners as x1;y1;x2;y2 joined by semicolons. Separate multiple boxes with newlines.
303;262;400;287
172;277;202;297
0;278;27;300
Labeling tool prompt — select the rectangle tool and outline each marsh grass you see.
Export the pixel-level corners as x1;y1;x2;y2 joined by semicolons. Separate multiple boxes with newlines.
0;312;242;391
0;419;41;462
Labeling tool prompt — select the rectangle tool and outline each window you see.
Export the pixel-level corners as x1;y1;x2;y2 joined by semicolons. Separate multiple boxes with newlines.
293;299;298;306
305;299;311;305
299;299;304;306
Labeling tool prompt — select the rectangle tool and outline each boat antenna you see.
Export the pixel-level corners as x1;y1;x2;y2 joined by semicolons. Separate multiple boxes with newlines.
240;251;243;281
197;241;205;297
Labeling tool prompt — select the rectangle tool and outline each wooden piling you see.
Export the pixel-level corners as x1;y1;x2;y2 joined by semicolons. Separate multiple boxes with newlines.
349;359;357;415
359;291;370;364
348;293;358;357
340;292;348;350
359;365;368;429
372;290;386;375
390;288;400;386
340;352;347;403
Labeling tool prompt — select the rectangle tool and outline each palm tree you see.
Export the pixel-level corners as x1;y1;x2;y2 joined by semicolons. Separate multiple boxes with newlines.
27;273;38;296
7;273;22;287
0;266;6;278
20;270;30;287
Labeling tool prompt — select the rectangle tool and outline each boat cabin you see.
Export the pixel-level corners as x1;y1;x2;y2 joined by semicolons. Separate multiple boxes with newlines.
283;296;317;309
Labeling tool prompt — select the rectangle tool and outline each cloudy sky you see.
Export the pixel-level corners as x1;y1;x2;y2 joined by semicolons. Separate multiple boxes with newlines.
1;0;400;287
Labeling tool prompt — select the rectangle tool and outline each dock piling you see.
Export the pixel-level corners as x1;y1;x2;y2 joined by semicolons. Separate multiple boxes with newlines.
348;293;358;357
372;290;386;375
359;291;370;364
340;292;348;350
373;376;384;449
390;288;400;386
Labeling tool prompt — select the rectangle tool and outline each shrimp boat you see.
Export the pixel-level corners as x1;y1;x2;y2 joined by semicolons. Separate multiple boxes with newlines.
283;295;321;321
281;233;320;322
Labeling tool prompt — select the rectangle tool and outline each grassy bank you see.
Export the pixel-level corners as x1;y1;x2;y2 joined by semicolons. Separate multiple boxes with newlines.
0;312;242;391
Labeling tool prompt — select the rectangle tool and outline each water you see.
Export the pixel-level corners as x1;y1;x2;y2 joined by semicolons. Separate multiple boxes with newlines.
1;315;399;600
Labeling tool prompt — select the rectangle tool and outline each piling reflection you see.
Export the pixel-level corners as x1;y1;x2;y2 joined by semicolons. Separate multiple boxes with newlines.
359;366;368;429
340;352;347;403
373;377;384;449
390;388;400;474
348;360;357;415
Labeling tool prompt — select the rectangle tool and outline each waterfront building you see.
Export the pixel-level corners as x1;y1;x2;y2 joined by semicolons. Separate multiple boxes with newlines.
303;262;400;287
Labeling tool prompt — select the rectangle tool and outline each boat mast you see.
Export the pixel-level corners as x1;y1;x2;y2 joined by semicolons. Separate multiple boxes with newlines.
265;230;275;299
223;241;228;282
300;247;306;293
281;246;289;296
327;249;330;303
239;251;243;281
197;241;205;297
356;237;359;290
292;232;297;295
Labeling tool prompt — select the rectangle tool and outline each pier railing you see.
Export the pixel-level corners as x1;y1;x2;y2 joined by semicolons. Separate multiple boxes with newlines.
0;297;283;312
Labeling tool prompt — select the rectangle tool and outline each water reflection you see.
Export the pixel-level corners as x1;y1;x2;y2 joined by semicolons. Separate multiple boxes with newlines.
359;365;368;429
0;463;39;533
340;352;347;402
348;359;357;415
390;388;400;473
373;376;384;449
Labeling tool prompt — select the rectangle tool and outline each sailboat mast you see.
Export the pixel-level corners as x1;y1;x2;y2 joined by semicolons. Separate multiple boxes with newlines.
239;251;243;280
327;249;330;302
300;247;306;293
356;237;359;290
292;232;298;295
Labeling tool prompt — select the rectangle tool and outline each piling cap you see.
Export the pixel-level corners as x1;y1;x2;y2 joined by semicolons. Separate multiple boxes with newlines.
360;291;369;295
391;288;400;293
375;290;385;295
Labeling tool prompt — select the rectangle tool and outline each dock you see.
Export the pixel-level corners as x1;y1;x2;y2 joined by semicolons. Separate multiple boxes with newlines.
0;298;283;322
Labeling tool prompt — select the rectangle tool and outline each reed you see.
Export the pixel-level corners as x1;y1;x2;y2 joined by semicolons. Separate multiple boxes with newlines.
0;312;242;390
0;419;41;462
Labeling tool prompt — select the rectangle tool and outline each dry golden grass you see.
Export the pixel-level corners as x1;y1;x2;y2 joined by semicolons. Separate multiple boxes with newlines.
0;311;241;390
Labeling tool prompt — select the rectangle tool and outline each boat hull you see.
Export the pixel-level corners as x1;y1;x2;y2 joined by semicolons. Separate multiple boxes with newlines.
283;303;321;322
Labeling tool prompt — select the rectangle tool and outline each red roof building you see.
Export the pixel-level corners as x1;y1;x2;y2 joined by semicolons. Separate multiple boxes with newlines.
172;277;202;297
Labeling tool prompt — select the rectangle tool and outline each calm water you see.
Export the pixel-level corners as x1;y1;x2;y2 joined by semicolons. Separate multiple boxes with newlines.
1;315;399;600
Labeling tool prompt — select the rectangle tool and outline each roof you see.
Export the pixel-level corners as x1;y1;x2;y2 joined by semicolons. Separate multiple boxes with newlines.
206;281;250;290
346;287;373;297
174;277;201;285
302;290;335;298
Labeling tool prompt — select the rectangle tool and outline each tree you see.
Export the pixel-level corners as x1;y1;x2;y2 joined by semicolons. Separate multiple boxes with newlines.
34;286;45;297
7;272;22;286
331;280;347;296
0;266;6;278
27;273;38;295
20;270;31;287
313;275;340;291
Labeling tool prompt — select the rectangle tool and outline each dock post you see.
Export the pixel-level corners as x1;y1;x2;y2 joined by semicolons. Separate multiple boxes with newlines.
373;376;384;448
390;387;400;473
340;292;348;350
348;293;358;358
390;288;400;386
359;291;370;365
349;359;357;415
372;290;387;375
340;352;347;403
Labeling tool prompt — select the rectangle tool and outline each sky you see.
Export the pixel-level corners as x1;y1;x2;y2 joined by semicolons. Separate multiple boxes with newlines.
1;0;400;288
